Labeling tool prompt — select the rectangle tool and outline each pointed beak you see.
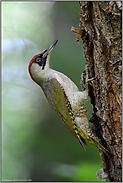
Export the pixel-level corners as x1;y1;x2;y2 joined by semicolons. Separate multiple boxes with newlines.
43;40;58;58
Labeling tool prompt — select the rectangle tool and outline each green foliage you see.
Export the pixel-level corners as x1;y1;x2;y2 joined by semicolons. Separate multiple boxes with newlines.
73;162;106;182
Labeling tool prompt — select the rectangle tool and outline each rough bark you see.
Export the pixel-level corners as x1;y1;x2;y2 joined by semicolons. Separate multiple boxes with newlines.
71;1;122;182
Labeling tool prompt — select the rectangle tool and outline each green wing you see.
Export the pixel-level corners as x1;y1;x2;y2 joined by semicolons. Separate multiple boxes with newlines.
42;78;89;149
42;78;76;137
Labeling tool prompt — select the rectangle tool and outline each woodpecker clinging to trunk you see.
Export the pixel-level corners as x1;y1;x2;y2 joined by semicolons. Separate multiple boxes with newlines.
28;40;114;166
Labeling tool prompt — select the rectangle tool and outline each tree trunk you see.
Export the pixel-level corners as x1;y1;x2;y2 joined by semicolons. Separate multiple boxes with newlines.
72;1;122;182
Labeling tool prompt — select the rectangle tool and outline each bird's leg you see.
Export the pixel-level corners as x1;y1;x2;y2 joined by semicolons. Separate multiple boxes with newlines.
80;64;95;92
85;64;96;91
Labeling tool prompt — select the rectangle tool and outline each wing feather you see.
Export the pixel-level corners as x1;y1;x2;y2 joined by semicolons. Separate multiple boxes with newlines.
42;78;88;150
42;78;76;136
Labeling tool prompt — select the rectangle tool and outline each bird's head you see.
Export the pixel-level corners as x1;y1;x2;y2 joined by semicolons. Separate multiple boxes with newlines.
28;40;58;82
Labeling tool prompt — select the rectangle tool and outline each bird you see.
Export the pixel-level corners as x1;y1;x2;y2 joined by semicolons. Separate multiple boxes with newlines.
28;40;113;165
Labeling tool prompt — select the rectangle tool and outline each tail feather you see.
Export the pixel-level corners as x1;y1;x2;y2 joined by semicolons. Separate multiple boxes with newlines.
77;134;86;151
94;139;114;167
79;135;88;148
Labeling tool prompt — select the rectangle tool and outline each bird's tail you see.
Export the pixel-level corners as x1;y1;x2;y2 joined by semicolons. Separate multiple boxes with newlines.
94;139;114;167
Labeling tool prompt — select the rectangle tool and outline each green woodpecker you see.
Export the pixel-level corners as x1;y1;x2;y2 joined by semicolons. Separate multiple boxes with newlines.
28;40;113;164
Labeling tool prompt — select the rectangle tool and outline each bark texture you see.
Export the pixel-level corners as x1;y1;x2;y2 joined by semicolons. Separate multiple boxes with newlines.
72;1;122;182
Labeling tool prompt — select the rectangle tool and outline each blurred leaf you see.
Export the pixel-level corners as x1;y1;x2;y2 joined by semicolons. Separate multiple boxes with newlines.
73;162;106;182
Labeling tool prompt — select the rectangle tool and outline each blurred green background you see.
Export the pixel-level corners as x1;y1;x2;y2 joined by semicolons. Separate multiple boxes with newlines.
2;1;105;182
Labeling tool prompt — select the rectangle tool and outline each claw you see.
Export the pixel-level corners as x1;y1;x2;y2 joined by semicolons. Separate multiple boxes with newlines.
80;65;96;91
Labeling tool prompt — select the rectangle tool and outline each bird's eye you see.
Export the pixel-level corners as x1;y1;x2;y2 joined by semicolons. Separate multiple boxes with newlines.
36;58;41;62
